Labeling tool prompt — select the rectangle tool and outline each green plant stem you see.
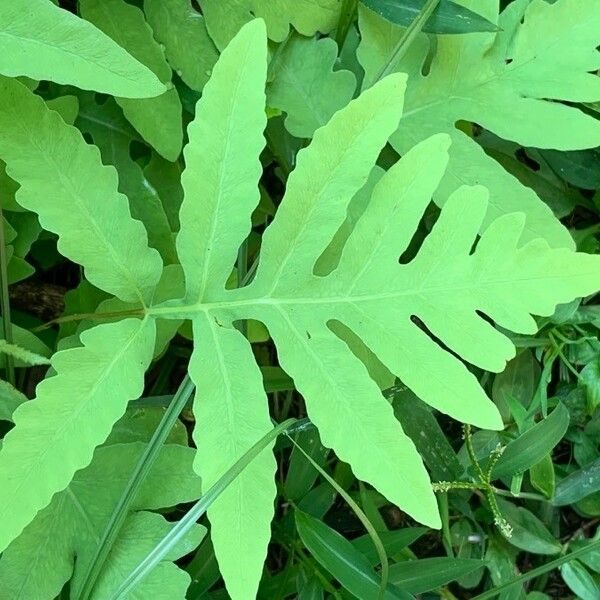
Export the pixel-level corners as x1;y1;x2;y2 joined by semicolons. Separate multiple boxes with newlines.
373;0;441;82
335;0;358;49
471;539;600;600
76;376;196;600
0;205;15;387
110;418;300;600
32;307;144;331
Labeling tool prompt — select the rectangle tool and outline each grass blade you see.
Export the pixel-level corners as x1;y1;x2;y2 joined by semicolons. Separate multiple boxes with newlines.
77;375;196;600
110;417;301;599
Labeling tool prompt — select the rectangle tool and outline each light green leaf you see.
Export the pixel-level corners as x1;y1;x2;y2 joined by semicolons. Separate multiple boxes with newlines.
0;0;165;97
177;19;267;304
189;315;276;600
202;0;342;48
267;33;356;138
0;443;204;600
144;0;219;92
77;94;177;264
0;339;50;366
0;77;163;305
0;318;156;554
80;0;183;161
358;0;600;248
165;20;600;546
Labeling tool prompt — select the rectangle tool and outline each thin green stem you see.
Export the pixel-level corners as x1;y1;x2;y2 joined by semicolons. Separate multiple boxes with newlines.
77;376;196;600
471;539;600;600
335;0;358;49
0;206;15;387
373;0;441;82
464;424;486;483
32;307;144;332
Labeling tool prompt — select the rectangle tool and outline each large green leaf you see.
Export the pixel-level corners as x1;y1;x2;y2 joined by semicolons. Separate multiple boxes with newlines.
358;0;600;248
153;21;600;598
0;0;165;97
0;318;156;554
267;33;357;138
0;77;163;305
0;443;204;600
80;0;183;161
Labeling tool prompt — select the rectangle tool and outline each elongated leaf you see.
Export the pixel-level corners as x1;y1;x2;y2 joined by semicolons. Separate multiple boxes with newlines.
561;560;600;600
498;500;561;556
493;403;570;480
360;0;500;33
353;529;427;565
295;510;411;600
0;77;163;304
358;0;600;247
0;318;156;553
388;557;485;593
0;443;204;600
267;34;356;138
0;0;165;97
189;315;276;600
177;19;267;303
0;339;49;366
77;94;177;264
80;0;183;161
554;456;600;506
144;0;219;92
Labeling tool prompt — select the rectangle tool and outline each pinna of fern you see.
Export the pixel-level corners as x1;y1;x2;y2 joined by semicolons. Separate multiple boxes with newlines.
0;16;599;600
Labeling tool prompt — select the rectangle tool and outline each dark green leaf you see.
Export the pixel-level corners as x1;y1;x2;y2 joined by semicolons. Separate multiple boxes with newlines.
388;557;485;593
295;510;412;600
561;560;600;600
554;456;600;506
360;0;499;34
493;403;570;480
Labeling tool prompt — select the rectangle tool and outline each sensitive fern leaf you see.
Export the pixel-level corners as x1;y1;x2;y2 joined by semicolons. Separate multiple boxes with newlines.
0;0;165;97
0;443;204;600
0;319;156;553
358;0;600;248
0;76;163;305
161;20;600;597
